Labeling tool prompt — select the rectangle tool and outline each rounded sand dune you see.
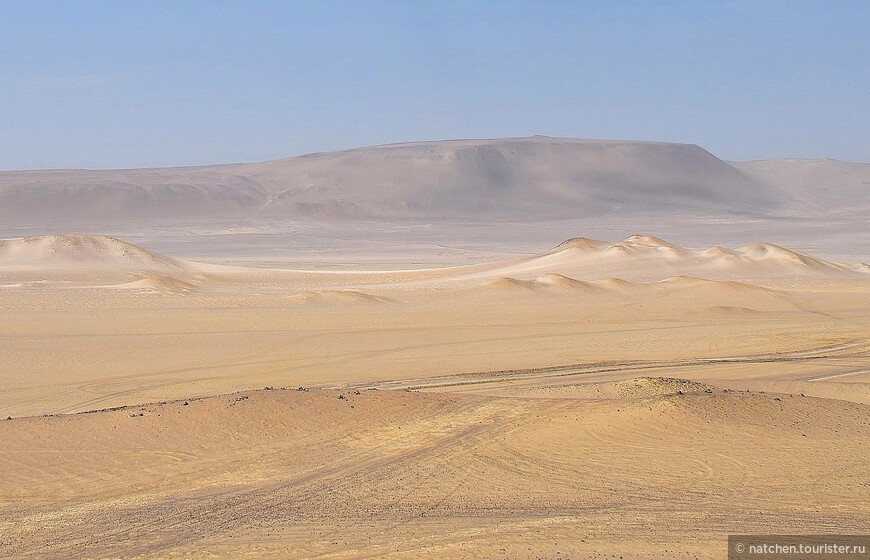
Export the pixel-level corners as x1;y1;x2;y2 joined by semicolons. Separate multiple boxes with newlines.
0;234;182;269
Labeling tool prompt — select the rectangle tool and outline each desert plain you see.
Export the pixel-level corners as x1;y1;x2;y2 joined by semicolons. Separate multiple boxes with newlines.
0;137;868;559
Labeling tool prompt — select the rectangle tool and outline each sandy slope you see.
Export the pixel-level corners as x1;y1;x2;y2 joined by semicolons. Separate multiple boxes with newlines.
1;385;867;559
0;234;868;558
0;234;194;284
0;234;181;269
734;158;870;217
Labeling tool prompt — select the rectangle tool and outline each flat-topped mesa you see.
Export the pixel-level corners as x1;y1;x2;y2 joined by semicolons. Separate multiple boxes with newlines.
0;136;783;224
258;137;777;218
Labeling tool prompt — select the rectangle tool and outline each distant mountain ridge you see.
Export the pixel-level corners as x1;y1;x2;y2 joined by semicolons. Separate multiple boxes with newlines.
0;136;866;226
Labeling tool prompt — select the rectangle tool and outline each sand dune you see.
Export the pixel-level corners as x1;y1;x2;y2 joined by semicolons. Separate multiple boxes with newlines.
533;272;601;290
0;234;208;284
735;241;833;266
286;289;394;305
601;234;692;257
486;275;777;301
112;275;198;292
483;274;606;292
550;236;612;252
0;234;182;269
656;276;763;291
459;235;867;287
0;233;866;293
0;234;197;286
483;276;542;290
685;305;766;317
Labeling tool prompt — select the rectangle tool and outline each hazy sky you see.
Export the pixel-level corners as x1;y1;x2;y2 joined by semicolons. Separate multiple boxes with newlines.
1;1;868;169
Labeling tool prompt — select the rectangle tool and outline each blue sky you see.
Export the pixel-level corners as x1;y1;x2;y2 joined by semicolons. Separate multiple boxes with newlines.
1;1;868;169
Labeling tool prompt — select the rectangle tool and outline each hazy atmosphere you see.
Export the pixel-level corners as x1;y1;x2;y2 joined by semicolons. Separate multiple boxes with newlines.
1;2;868;560
2;1;869;169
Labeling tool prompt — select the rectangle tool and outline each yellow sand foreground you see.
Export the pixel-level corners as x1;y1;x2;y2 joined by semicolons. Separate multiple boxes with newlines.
0;234;867;558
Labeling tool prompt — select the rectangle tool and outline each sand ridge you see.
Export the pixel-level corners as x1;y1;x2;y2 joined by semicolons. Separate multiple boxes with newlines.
1;233;866;291
1;381;867;559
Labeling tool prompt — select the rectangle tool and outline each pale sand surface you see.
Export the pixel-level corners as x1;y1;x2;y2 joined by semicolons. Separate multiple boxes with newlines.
0;233;868;558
